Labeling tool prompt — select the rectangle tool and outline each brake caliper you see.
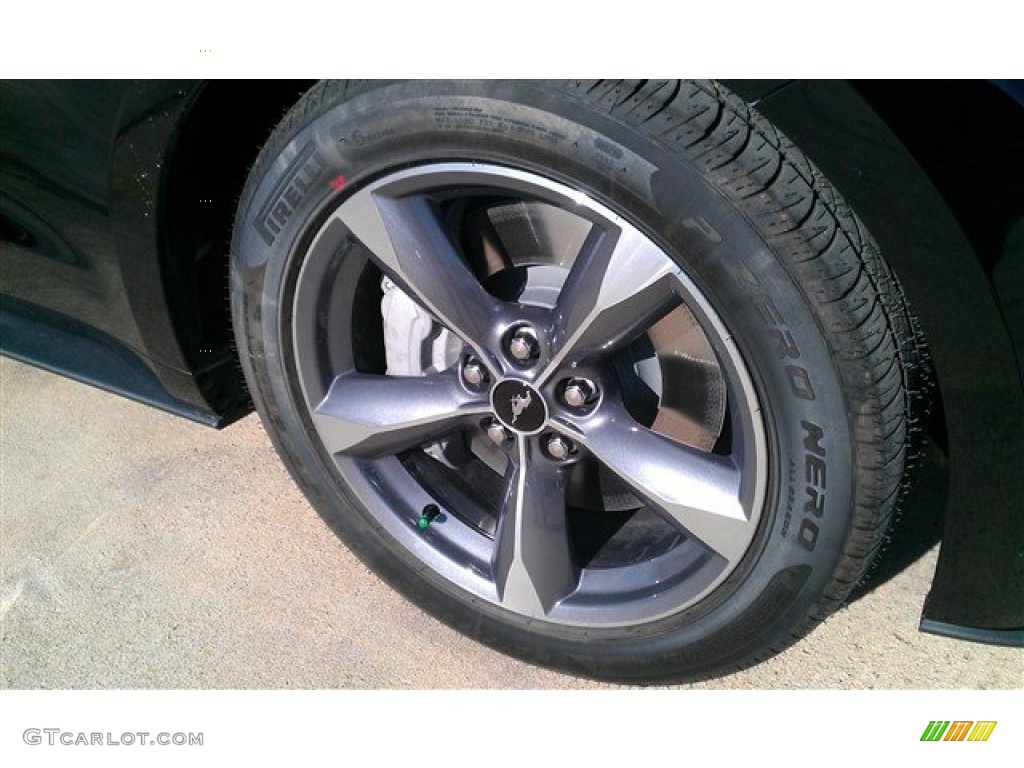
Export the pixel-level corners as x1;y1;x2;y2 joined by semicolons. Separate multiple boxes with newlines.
380;277;461;376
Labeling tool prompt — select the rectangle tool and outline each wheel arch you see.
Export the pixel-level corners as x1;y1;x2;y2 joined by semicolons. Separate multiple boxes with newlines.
724;79;1024;640
156;79;316;424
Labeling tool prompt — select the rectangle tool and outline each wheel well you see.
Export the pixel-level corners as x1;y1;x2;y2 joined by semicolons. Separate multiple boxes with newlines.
851;81;1024;277
851;80;1024;374
160;80;316;421
849;80;1024;634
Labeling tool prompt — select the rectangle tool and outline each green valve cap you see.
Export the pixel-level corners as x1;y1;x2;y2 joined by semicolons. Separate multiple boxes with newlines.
417;504;441;531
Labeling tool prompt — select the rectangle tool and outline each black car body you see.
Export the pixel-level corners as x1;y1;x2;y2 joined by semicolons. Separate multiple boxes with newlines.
1;80;1022;655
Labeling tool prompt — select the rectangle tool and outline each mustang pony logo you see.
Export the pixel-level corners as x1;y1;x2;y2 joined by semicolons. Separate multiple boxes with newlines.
509;391;533;425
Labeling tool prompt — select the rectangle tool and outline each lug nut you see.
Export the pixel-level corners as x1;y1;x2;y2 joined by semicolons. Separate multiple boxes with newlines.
562;377;598;409
508;327;539;362
463;359;488;387
544;435;575;461
486;421;512;445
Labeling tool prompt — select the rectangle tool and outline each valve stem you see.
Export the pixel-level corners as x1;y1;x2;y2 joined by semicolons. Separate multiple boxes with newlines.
417;503;442;530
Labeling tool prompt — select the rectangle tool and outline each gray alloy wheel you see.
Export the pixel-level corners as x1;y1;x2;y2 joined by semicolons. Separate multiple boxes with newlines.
290;163;768;627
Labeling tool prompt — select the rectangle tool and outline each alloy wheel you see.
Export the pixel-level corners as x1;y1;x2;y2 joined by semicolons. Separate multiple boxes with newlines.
289;162;768;627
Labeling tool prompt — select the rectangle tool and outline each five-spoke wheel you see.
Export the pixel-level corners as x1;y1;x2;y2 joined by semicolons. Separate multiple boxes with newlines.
291;164;766;626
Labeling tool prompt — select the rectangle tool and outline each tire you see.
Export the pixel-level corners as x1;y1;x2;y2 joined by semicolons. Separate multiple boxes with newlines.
230;80;926;683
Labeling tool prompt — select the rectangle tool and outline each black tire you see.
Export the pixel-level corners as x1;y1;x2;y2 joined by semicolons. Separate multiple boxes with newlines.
230;80;926;683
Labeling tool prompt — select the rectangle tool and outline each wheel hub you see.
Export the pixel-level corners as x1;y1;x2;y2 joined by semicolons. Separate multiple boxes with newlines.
490;379;548;434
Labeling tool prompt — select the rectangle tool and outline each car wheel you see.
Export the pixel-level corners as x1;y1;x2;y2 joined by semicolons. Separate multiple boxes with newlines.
230;80;926;682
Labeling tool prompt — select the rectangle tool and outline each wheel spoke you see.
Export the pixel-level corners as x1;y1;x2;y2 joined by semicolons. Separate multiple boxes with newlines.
564;407;750;564
311;371;490;458
334;187;502;368
492;440;578;615
542;223;683;380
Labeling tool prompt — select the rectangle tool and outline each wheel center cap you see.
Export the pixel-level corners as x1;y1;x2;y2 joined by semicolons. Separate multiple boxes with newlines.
491;379;548;434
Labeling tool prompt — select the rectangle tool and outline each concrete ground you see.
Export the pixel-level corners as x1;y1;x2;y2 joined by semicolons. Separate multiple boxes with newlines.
2;357;1021;689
